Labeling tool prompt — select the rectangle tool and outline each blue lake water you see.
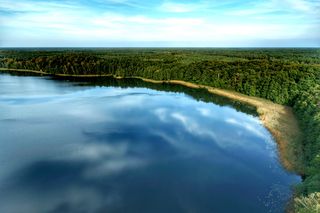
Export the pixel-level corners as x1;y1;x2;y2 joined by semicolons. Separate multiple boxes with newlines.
0;73;300;213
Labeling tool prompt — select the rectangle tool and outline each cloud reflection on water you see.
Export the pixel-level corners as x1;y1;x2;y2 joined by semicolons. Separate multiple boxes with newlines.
0;75;300;213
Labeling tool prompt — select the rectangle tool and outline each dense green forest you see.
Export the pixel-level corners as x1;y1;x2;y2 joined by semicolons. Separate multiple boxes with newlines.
0;48;319;208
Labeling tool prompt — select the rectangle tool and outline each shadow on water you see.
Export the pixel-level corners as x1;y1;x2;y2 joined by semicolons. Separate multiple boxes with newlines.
1;71;257;116
51;75;258;117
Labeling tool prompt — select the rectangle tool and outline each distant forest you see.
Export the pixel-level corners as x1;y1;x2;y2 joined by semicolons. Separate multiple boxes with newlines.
1;48;319;202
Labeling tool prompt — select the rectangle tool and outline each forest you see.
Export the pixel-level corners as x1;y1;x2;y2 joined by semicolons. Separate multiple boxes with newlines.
0;48;319;210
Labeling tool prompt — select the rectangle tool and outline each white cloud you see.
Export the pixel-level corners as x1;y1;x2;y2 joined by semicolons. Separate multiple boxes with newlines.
0;0;82;12
171;112;218;141
225;118;238;125
0;0;319;46
225;117;266;138
84;157;147;178
283;0;319;13
154;108;169;122
65;143;128;161
3;10;312;45
196;107;211;117
228;0;320;16
160;2;199;13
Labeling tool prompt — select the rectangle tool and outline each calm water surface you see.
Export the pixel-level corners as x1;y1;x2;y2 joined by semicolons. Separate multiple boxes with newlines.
0;74;300;213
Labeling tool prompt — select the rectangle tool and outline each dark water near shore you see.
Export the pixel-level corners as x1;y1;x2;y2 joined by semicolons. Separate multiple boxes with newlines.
0;73;300;213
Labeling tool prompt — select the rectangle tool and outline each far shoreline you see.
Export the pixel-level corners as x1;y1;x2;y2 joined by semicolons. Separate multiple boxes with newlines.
0;68;303;174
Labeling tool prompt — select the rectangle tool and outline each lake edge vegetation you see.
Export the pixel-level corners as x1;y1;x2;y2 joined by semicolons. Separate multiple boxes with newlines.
0;48;319;212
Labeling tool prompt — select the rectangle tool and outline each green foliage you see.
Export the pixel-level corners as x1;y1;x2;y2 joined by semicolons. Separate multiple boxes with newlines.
1;48;320;208
1;49;318;105
293;81;320;196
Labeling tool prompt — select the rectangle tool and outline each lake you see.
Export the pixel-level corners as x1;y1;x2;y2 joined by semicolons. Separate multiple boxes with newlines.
0;73;300;213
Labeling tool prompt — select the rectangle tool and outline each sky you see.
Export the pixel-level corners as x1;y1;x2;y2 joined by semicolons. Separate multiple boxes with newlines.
0;0;319;47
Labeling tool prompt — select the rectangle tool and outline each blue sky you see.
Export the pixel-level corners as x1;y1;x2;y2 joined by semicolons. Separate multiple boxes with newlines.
0;0;319;47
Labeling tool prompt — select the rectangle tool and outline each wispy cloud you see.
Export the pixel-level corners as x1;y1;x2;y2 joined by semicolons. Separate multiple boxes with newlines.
0;0;319;47
227;0;320;16
160;2;201;13
0;0;82;12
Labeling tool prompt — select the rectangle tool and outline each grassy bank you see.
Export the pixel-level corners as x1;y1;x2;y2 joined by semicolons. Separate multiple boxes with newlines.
0;68;303;172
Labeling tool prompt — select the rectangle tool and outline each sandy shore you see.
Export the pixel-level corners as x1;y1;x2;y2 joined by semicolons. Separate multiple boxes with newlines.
130;76;303;172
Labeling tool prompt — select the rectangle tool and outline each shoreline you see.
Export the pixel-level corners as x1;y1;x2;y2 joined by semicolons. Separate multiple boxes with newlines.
0;68;303;173
129;76;303;173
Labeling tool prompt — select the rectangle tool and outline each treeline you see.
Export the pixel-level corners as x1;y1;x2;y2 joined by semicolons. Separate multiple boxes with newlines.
0;48;319;199
293;80;320;195
1;50;318;105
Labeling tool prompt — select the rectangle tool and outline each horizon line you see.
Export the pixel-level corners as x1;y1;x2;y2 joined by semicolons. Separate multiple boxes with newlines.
1;46;319;49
